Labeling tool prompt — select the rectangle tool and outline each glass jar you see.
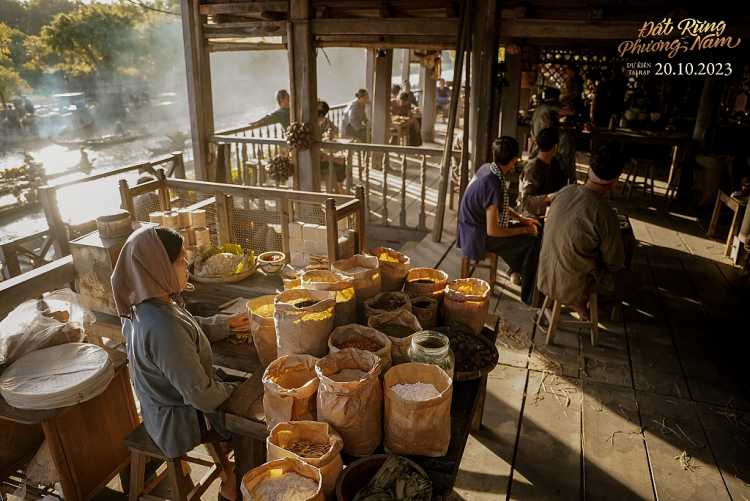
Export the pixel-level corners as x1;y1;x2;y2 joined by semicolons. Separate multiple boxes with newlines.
407;330;455;379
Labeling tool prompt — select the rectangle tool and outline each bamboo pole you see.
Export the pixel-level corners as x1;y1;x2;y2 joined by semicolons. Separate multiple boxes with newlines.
458;48;471;203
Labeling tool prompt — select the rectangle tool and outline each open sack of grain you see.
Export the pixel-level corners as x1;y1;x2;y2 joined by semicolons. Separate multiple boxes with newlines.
368;310;422;365
404;268;449;302
246;295;277;368
368;246;411;292
301;270;357;327
363;291;412;321
315;349;383;457
443;278;491;335
384;363;453;457
328;324;392;371
274;289;336;357
266;421;343;498
241;457;323;501
262;354;319;431
331;254;381;313
410;296;439;330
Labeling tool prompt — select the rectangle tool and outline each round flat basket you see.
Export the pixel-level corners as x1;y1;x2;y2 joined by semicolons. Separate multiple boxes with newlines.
436;326;499;381
190;265;255;284
0;343;114;410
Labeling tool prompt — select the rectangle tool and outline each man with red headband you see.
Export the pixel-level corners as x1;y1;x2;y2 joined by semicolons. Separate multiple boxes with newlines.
536;145;626;318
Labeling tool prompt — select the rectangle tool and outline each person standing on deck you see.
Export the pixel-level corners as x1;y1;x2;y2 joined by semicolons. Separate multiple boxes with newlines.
458;136;541;304
342;89;369;142
402;80;419;107
518;127;568;218
536;145;626;319
436;78;451;119
248;89;290;130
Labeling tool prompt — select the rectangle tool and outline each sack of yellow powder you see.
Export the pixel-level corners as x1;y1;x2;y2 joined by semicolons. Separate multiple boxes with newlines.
274;289;336;357
301;270;357;327
368;246;410;292
443;278;491;335
262;354;319;431
246;295;277;368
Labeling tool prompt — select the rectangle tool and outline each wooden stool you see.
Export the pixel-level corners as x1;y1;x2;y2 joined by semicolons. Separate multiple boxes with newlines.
622;158;656;200
124;423;225;501
707;190;748;257
460;253;498;296
535;292;599;346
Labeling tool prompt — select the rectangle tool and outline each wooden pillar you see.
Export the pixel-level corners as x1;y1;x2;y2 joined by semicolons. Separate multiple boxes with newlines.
287;0;321;191
420;64;437;143
371;49;393;146
469;0;499;168
365;48;376;123
693;78;720;148
400;49;410;85
499;50;521;139
180;0;214;180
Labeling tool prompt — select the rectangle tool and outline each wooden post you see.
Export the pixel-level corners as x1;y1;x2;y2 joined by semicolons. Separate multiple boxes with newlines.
325;198;338;266
399;154;408;226
157;169;172;211
280;199;291;264
180;0;214;180
420;64;437;143
433;0;470;243
39;186;69;256
287;0;321;192
459;49;472;202
0;243;21;278
400;49;410;85
693;78;720;148
355;185;366;253
215;194;234;244
499;50;521;138
119;179;136;222
171;151;186;179
371;49;393;147
365;49;376;124
469;0;499;168
216;143;231;184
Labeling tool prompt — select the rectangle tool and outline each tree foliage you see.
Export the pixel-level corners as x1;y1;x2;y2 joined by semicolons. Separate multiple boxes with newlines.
0;22;29;105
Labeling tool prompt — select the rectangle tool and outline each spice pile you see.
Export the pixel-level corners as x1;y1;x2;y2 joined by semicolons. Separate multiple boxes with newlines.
336;338;382;352
391;382;440;401
286;440;331;458
370;294;407;311
377;251;401;263
250;472;318;500
328;368;368;382
377;324;415;339
252;304;275;318
439;327;498;376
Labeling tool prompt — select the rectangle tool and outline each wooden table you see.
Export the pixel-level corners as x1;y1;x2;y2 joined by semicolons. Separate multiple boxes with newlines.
187;271;283;312
0;352;138;501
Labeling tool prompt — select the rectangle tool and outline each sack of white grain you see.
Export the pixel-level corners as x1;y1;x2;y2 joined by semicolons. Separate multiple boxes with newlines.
241;457;323;501
367;310;422;365
262;354;319;431
368;247;410;292
246;295;277;368
384;362;453;457
404;268;449;302
363;291;411;321
301;270;357;326
315;349;383;457
331;254;381;313
274;289;336;357
410;296;439;330
266;421;343;498
443;278;491;335
328;324;392;372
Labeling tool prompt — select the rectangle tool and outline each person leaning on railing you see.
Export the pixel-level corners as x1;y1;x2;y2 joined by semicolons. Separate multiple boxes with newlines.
341;89;369;142
248;89;290;130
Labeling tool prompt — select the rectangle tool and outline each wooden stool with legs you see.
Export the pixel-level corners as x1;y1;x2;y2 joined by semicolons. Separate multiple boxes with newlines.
535;292;599;346
460;253;498;296
621;158;656;200
124;423;228;501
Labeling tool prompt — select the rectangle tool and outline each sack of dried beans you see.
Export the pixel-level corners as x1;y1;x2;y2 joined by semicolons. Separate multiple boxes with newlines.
241;457;323;501
443;278;491;335
246;295;277;368
328;324;392;371
363;291;411;321
367;310;422;365
274;289;336;357
301;270;357;327
266;421;343;498
368;246;411;292
262;354;319;431
410;296;439;330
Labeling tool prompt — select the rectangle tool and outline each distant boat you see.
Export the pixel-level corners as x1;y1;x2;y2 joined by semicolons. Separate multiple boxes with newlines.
52;133;143;150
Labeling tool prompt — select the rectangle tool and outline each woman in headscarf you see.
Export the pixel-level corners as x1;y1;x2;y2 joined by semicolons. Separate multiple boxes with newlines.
111;227;237;499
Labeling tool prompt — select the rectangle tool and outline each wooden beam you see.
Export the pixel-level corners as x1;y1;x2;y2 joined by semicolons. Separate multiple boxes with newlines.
499;50;521;138
499;19;641;40
181;0;214;180
0;256;75;319
199;2;288;16
207;41;286;52
316;35;456;49
365;48;375;121
400;48;410;84
371;49;393;147
420;63;436;143
469;0;498;168
312;18;457;36
202;20;286;37
287;0;321;191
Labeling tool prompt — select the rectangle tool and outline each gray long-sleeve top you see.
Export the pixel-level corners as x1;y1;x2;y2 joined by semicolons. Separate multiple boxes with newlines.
123;300;233;458
342;99;367;132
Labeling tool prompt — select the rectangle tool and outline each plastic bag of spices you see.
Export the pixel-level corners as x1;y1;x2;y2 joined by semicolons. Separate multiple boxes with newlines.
262;354;319;431
301;270;357;327
266;421;343;498
443;278;491;335
331;254;381;312
368;310;422;365
241;457;323;501
246;295;277;368
328;324;392;371
315;349;383;457
384;362;453;457
410;296;439;330
404;268;449;302
274;289;336;357
368;246;411;292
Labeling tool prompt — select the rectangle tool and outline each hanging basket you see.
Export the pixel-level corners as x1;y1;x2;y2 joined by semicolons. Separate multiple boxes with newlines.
286;122;313;151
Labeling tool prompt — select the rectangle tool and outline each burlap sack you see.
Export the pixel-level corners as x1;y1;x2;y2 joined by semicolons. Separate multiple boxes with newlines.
262;354;319;431
328;324;392;371
315;349;383;457
274;289;336;357
404;268;449;301
331;254;381;309
410;296;439;330
301;270;357;327
363;292;412;321
246;295;277;368
266;421;343;498
241;457;323;501
368;310;422;364
369;247;411;292
384;362;453;457
443;278;491;335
